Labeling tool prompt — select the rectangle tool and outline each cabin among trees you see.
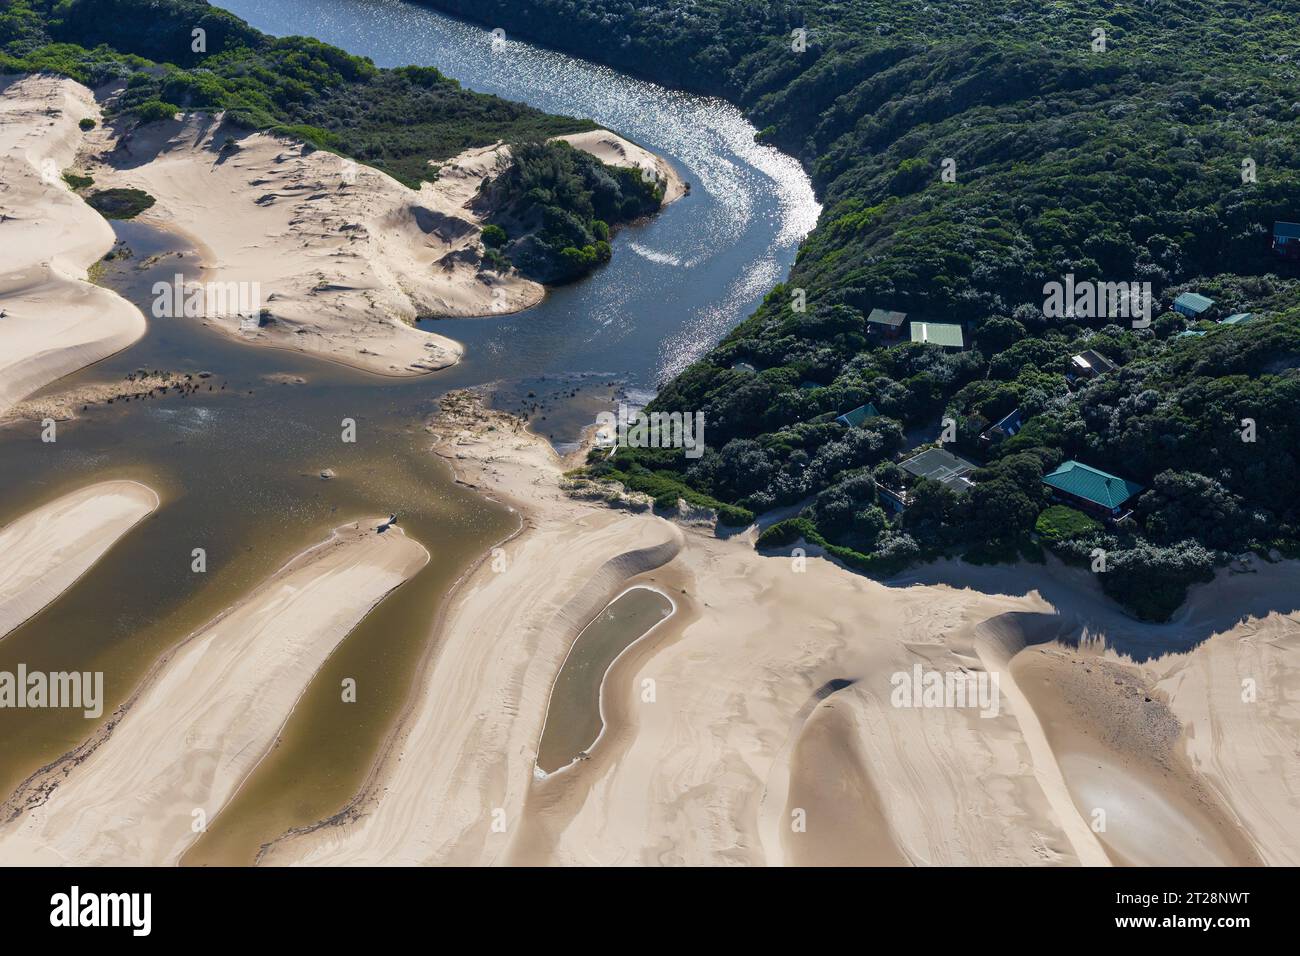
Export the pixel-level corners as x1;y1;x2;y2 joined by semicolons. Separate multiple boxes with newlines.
909;321;965;349
1173;292;1215;319
866;308;907;340
1068;349;1117;381
1272;221;1300;259
978;408;1023;450
835;403;879;428
1041;460;1143;522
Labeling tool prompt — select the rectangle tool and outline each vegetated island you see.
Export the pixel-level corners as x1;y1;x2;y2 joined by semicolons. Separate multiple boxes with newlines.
421;0;1300;621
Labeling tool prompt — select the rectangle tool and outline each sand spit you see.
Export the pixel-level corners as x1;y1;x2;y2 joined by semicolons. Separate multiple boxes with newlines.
0;519;428;866
260;394;1068;866
0;480;158;642
556;130;687;204
264;392;1300;866
262;398;682;865
2;369;223;424
0;75;146;419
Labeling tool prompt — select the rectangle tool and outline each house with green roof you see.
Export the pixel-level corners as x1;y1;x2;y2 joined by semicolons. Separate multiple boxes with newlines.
1172;292;1215;318
910;321;965;349
1041;460;1144;521
1219;312;1254;326
835;403;879;428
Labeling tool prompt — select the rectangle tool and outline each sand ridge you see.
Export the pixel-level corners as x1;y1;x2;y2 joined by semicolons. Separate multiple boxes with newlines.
0;74;147;419
0;480;159;642
0;518;428;866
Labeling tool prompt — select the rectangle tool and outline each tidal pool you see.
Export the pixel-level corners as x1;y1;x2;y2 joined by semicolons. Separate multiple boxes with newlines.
536;586;675;775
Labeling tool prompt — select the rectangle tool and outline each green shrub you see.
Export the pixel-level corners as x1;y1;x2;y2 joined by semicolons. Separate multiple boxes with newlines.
130;99;180;123
1034;505;1101;544
86;187;155;219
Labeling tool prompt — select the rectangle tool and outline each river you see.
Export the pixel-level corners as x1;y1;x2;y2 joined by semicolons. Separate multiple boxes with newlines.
0;0;817;864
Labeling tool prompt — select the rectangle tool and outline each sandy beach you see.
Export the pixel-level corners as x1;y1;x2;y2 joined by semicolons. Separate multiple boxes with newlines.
0;518;428;866
251;392;1300;867
0;75;146;420
0;480;158;641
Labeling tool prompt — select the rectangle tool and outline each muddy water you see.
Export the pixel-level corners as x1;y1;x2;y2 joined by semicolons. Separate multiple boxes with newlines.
0;222;517;861
536;587;674;775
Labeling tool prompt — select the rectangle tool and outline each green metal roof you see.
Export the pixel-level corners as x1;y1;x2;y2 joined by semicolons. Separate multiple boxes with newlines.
1173;292;1215;314
1274;221;1300;240
835;403;879;428
1042;460;1143;510
910;322;964;347
1220;312;1254;325
867;308;907;327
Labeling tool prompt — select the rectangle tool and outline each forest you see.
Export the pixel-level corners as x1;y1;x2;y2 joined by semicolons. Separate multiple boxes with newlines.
420;0;1300;620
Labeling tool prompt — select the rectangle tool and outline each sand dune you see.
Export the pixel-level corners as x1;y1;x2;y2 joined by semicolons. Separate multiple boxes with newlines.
1143;564;1300;865
83;113;518;376
0;480;158;641
255;393;1300;867
261;395;1078;866
0;519;427;866
520;536;1078;866
781;694;907;866
0;75;146;419
1012;644;1260;866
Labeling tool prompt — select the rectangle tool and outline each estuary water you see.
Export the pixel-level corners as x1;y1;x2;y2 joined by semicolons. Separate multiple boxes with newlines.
0;0;817;864
221;0;819;435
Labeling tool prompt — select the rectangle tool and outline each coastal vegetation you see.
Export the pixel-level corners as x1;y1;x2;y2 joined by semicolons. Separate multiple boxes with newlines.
0;0;596;188
424;0;1300;618
481;140;663;282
